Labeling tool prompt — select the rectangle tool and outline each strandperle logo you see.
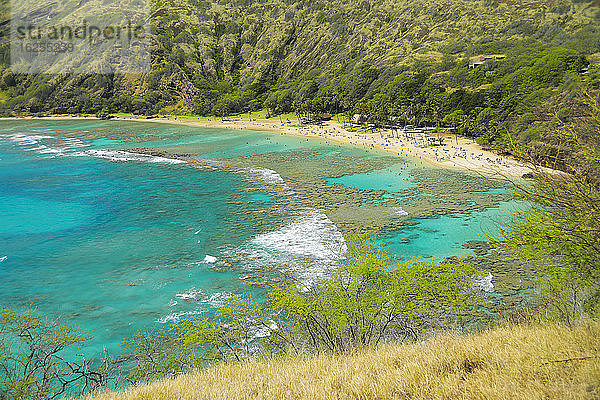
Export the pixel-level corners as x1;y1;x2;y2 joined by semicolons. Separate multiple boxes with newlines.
10;0;150;74
14;20;146;43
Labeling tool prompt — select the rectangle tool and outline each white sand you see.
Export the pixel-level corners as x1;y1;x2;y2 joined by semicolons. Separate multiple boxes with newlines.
4;115;554;177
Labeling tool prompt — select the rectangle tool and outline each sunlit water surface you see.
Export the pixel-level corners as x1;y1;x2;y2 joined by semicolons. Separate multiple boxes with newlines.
0;120;524;357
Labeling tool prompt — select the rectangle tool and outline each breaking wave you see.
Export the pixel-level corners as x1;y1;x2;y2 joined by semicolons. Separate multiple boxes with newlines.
75;149;187;164
222;208;347;285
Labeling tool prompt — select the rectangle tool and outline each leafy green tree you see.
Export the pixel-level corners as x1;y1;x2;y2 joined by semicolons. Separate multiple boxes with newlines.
123;294;291;383
0;309;116;400
443;109;466;143
269;235;481;351
497;93;600;323
124;236;482;382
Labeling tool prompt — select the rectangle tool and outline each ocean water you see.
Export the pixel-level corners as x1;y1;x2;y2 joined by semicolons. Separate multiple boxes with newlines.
0;119;525;358
383;200;527;261
327;163;416;193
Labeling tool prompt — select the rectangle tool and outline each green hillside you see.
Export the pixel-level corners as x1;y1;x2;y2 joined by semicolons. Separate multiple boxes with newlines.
0;1;597;112
0;0;599;163
1;2;600;399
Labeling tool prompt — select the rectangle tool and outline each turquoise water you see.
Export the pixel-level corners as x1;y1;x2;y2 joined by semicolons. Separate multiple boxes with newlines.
0;119;525;360
0;122;279;356
328;165;523;259
384;200;527;260
327;163;416;193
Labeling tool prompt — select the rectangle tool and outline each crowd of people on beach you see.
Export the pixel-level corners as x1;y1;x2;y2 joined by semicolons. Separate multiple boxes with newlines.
282;123;521;174
207;116;530;176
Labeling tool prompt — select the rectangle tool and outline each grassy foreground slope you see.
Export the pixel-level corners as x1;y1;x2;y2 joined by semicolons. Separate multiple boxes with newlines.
84;322;600;400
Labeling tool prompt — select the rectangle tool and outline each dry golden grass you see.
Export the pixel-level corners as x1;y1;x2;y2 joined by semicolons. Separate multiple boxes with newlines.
84;322;600;400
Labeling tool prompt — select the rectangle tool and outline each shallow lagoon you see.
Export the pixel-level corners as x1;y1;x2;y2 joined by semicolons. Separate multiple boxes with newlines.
0;119;526;356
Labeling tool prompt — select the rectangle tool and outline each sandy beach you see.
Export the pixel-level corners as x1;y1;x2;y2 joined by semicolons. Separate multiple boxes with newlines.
116;115;547;178
4;115;544;178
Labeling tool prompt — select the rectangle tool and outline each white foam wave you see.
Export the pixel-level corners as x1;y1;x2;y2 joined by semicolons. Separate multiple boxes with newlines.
222;209;346;285
391;207;409;216
156;310;203;324
173;289;233;308
245;166;294;194
1;133;89;157
175;288;205;301
77;149;187;164
4;133;53;146
251;209;346;260
246;167;287;187
475;272;495;292
202;255;217;263
36;146;62;154
203;291;234;308
189;158;293;194
2;133;187;165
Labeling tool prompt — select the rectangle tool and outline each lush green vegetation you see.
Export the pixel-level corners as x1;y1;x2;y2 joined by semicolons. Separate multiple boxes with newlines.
0;309;119;399
0;0;599;161
4;93;599;396
0;239;483;396
1;0;600;398
1;102;600;398
121;236;481;383
497;94;600;323
121;125;600;381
